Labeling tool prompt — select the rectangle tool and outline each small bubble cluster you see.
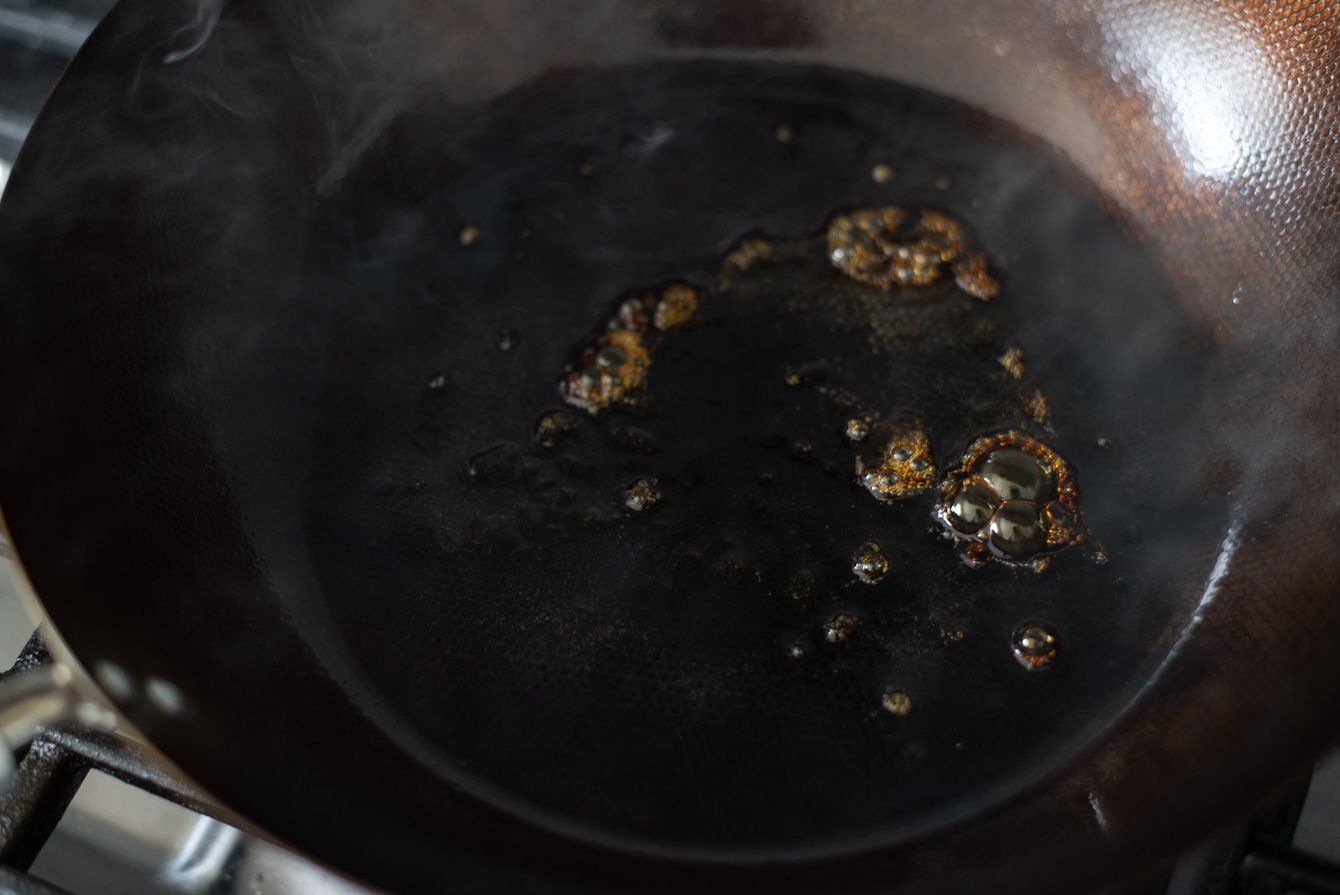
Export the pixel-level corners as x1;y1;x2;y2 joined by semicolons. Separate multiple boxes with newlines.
623;477;663;512
851;541;889;584
934;431;1087;567
560;284;698;414
854;414;936;502
881;690;912;715
1011;621;1059;670
826;206;998;299
825;613;856;643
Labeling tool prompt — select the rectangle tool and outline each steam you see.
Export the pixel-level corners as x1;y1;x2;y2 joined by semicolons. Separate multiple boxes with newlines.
162;0;223;65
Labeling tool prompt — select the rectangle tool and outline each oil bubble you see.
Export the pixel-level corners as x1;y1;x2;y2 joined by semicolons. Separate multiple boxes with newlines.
775;123;795;143
825;613;856;643
498;328;519;352
989;501;1047;557
947;483;997;533
934;431;1089;567
1011;621;1058;670
881;691;912;715
787;643;806;658
596;345;627;368
845;416;872;443
979;449;1050;501
852;542;889;584
871;163;894;183
935;175;952;190
458;224;480;247
427;371;450;390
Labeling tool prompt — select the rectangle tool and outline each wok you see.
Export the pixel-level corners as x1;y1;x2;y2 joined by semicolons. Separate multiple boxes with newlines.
0;0;1338;892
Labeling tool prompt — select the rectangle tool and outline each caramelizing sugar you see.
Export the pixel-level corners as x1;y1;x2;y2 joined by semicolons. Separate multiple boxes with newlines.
533;410;580;447
560;329;651;413
826;206;998;299
653;284;698;331
998;346;1026;379
881;690;912;715
934;431;1088;567
623;477;663;512
854;414;936;502
560;284;698;414
723;237;774;271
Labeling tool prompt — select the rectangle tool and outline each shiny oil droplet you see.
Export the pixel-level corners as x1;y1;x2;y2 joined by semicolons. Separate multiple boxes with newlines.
787;643;806;658
852;542;889;584
1012;621;1059;670
989;500;1047;557
427;371;450;390
458;224;480;246
825;613;856;643
775;123;795;143
871;162;893;183
498;328;519;351
979;449;1050;501
881;691;912;715
595;345;627;368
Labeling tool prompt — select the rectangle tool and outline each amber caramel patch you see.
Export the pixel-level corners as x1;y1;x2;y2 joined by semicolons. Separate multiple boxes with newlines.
827;206;998;299
998;346;1026;379
560;329;651;414
854;414;936;502
724;238;774;271
560;284;697;414
533;410;580;447
653;284;698;331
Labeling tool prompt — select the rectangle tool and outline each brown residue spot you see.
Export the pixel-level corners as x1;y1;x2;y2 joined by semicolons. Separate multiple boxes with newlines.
789;569;813;602
998;346;1026;379
882;691;912;715
561;329;651;414
724;237;774;271
533;410;580;447
827;206;998;299
1022;387;1049;421
653;284;698;331
825;612;856;643
854;414;936;502
954;252;999;299
623;477;662;512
